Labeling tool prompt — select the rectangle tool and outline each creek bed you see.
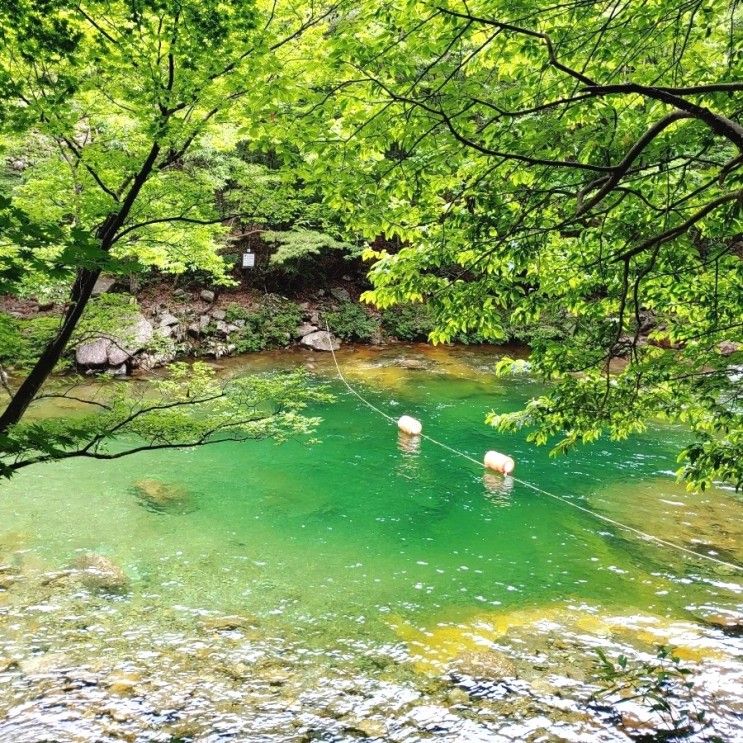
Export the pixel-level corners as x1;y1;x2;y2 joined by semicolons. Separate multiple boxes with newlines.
1;345;741;741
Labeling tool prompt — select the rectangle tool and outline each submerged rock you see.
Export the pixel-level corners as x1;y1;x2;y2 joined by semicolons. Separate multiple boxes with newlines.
133;478;192;514
300;330;340;352
396;357;430;370
201;614;256;632
72;553;129;593
449;649;517;680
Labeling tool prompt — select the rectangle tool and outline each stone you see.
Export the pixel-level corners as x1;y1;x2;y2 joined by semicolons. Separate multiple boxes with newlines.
396;358;430;370
300;330;340;352
330;286;350;302
211;309;226;321
199;314;211;329
200;289;215;303
159;312;180;327
106;671;141;696
106;364;128;377
215;320;231;336
75;315;153;369
187;323;202;337
201;615;255;632
156;324;174;338
294;322;318;339
136;348;176;371
72;553;129;593
0;574;16;590
91;276;116;296
345;719;387;739
75;337;110;366
0;657;19;673
134;479;190;513
106;316;154;366
449;649;517;680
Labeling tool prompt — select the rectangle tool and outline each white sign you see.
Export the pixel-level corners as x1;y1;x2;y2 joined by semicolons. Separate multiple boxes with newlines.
241;251;255;268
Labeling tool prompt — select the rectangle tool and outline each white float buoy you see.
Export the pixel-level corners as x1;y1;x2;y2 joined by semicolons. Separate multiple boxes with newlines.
484;450;515;475
397;415;422;436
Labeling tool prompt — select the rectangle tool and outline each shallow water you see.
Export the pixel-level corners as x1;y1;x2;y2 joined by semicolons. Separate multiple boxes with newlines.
1;345;741;741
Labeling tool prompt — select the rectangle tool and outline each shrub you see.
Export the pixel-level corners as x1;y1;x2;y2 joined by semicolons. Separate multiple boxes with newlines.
224;297;302;352
381;304;434;341
0;312;61;370
322;301;379;341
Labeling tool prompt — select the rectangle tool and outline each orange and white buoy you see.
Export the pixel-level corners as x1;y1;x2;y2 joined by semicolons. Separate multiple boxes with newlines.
397;415;422;436
484;450;515;475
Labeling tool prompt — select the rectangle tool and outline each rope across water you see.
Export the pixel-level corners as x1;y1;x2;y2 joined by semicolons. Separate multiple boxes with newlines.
325;334;743;574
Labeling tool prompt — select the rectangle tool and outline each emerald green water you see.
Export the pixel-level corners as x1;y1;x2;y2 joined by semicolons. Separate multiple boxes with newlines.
1;346;741;741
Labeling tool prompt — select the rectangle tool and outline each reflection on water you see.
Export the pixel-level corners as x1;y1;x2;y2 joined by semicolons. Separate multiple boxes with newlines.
0;344;741;741
482;472;515;504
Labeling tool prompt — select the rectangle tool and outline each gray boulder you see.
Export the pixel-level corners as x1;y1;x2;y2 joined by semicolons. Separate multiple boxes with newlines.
75;337;110;366
200;289;215;303
158;312;180;327
294;322;318;339
75;315;154;369
91;276;116;296
211;309;226;321
300;330;340;352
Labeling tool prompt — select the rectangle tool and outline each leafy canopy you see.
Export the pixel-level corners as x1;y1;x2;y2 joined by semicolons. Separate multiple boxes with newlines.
294;0;743;489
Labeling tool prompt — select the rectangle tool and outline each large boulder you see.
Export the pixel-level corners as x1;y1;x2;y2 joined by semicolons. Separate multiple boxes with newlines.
300;330;340;352
75;314;153;370
91;275;116;296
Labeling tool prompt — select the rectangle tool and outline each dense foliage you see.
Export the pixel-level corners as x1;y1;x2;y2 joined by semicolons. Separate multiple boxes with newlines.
0;0;741;488
0;0;338;470
294;0;743;489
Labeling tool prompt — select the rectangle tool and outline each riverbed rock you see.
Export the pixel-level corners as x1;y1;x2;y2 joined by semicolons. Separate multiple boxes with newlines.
300;330;340;352
200;289;215;303
134;478;190;513
73;553;129;593
345;718;387;738
294;322;318;339
396;357;430;370
0;656;19;672
201;614;256;632
76;337;110;366
449;649;517;680
211;309;226;321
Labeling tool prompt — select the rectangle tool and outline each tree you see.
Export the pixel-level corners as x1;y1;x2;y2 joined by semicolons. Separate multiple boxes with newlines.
0;0;337;470
302;0;742;489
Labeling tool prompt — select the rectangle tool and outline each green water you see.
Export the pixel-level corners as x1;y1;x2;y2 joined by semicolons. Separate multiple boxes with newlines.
1;346;741;741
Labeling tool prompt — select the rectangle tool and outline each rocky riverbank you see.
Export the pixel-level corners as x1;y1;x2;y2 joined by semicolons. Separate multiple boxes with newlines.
1;276;437;378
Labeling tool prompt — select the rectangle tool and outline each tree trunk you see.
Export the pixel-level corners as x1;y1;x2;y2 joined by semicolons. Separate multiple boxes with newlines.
0;266;101;432
0;141;161;434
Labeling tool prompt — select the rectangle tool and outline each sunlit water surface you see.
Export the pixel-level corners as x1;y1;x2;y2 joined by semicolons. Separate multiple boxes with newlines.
0;345;741;741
